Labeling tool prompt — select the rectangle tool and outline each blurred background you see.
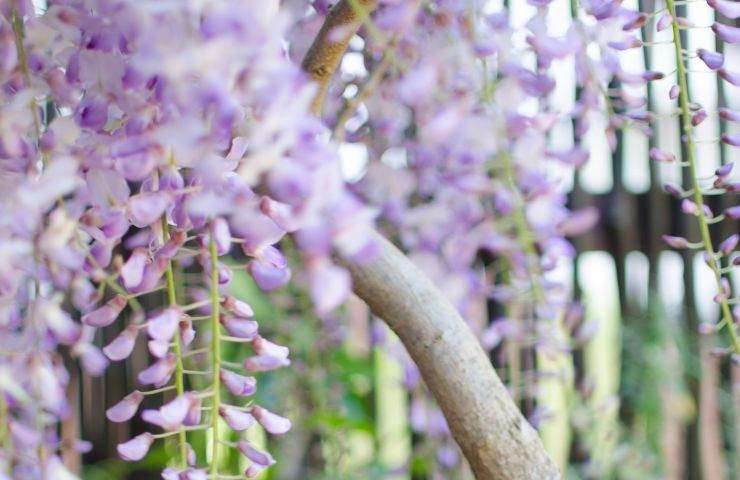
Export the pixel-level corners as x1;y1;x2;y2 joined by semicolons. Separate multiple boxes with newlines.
59;0;739;478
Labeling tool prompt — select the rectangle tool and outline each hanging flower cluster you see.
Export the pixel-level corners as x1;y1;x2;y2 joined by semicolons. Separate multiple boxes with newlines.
0;0;736;477
643;0;739;354
324;0;609;470
0;0;376;478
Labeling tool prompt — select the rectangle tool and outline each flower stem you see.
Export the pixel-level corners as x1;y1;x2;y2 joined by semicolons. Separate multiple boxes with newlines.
152;425;208;439
500;153;547;307
162;217;188;468
10;8;42;144
140;385;176;396
0;395;12;473
665;0;740;353
208;237;222;477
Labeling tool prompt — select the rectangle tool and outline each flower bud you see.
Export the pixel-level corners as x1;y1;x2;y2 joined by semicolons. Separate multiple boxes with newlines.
127;192;169;228
669;84;680;100
697;323;718;335
82;295;126;327
221;316;259;339
237;440;275;467
718;234;738;256
106;391;144;422
721;133;740;147
719;68;740;87
220;369;257;396
120;248;147;290
712;22;740;45
697;49;724;70
715;163;733;178
656;13;672;32
117;433;154;461
147;307;181;342
247;258;291;291
649;147;676;163
244;355;291;372
707;0;740;19
222;295;254;318
77;344;109;376
251;406;291;434
211;218;231;256
691;109;707;126
725;205;740;220
148;339;170;358
245;464;266;478
252;335;289;360
138;354;177;387
719;108;740;122
180;319;195;347
142;393;195;430
662;182;684;197
662;235;691;249
681;199;698;215
219;405;256;431
642;71;664;81
103;324;138;361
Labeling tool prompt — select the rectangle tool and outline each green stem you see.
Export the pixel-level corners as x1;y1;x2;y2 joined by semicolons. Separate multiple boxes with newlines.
0;396;12;473
162;217;188;467
665;0;740;353
208;237;222;477
10;8;42;144
500;153;547;307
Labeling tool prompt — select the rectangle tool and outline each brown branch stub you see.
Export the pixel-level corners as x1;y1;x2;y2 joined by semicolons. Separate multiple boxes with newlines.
342;232;561;479
301;0;378;115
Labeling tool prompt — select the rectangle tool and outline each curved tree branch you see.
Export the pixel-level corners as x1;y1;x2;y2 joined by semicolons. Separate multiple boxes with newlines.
343;232;560;479
301;3;560;478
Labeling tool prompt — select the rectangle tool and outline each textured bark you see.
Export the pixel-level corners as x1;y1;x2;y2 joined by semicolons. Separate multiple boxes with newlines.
301;0;377;116
302;2;560;478
342;232;560;479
